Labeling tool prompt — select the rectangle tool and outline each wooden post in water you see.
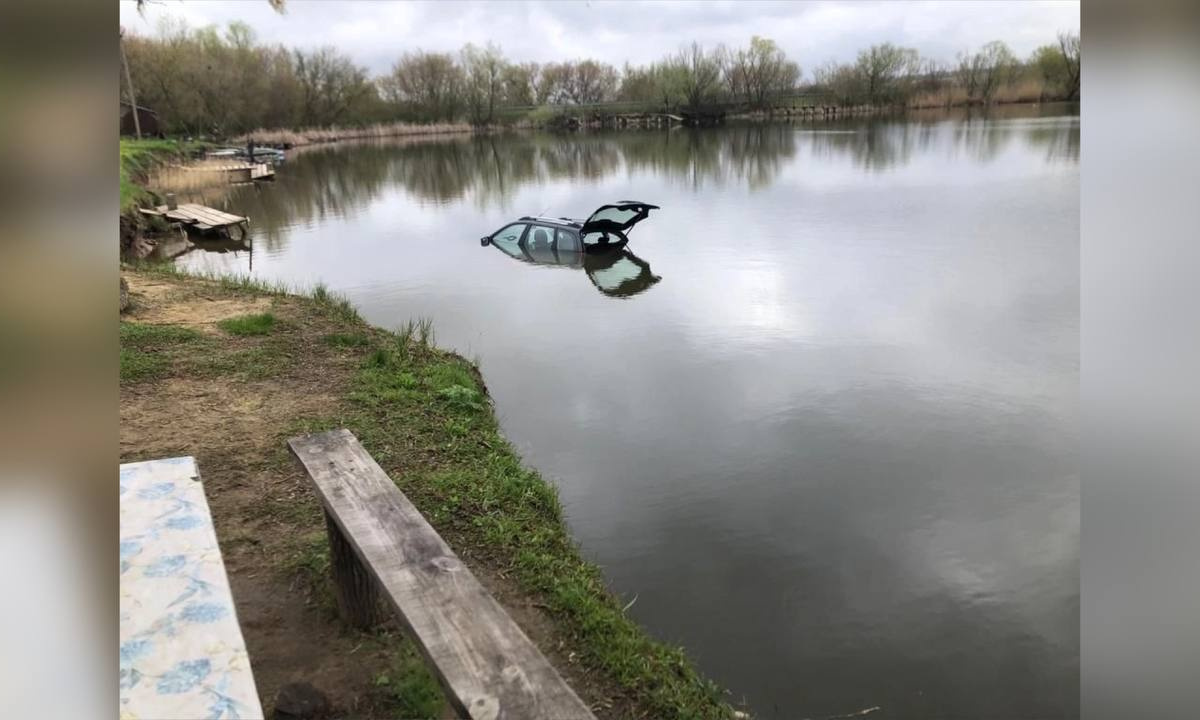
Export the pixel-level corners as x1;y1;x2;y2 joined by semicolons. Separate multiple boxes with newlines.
324;510;381;629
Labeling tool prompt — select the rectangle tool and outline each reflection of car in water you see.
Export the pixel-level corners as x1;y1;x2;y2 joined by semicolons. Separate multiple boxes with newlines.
480;202;662;298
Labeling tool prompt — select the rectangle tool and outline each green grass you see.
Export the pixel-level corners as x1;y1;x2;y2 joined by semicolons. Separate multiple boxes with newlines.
218;313;277;336
312;283;363;324
119;138;218;214
323;332;371;349
119;321;203;383
120;321;202;346
370;642;444;719
188;345;292;381
120;348;168;383
282;530;444;716
120;139;183;213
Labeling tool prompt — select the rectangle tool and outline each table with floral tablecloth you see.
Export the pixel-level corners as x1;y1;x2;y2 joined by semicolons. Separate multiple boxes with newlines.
119;456;263;720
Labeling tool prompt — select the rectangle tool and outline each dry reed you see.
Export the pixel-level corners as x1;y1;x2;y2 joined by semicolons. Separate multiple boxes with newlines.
235;121;474;146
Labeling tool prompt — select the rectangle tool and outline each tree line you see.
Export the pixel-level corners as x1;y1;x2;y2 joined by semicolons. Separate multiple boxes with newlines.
815;32;1079;107
121;20;1079;136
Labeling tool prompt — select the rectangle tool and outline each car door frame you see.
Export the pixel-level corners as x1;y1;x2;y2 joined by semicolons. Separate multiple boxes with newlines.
525;222;566;264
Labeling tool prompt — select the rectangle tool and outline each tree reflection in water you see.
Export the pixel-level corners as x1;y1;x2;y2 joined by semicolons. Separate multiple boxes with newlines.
175;108;1077;253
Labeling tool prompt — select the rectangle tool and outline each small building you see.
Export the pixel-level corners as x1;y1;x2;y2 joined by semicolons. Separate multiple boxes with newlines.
120;101;162;137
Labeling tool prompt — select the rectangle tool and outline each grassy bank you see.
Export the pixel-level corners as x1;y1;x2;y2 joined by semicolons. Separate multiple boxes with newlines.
120;139;180;213
120;265;735;719
120;138;217;213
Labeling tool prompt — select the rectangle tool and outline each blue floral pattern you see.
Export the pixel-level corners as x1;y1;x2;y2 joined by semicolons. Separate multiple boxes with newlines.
120;457;263;719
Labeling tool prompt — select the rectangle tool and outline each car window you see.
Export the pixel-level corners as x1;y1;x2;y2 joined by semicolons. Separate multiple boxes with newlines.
581;230;624;247
588;207;640;226
526;225;557;263
492;223;527;258
556;228;581;253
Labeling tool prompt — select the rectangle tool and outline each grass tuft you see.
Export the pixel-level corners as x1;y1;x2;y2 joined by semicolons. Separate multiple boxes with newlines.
120;322;202;346
370;638;444;719
323;332;371;349
119;321;203;384
120;348;168;384
312;283;363;323
218;313;277;336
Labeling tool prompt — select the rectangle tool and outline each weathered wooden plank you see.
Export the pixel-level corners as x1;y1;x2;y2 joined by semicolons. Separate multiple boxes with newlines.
178;203;242;225
288;429;595;720
165;203;245;228
324;508;382;628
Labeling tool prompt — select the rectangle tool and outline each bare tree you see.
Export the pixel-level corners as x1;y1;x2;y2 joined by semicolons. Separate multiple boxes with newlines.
570;60;619;104
1057;31;1080;100
854;43;920;105
671;42;725;110
726;37;800;108
538;62;572;104
460;43;506;124
536;60;617;104
500;62;539;106
958;41;1017;104
294;47;372;125
381;50;463;120
813;60;861;104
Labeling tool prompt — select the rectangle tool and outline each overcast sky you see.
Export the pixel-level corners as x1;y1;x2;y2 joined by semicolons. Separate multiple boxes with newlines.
119;1;1079;77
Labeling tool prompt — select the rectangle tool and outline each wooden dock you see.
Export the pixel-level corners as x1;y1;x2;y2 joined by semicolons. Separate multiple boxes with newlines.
139;202;249;235
172;162;275;183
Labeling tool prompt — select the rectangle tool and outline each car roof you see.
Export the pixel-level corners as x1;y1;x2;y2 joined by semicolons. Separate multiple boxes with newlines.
518;215;583;228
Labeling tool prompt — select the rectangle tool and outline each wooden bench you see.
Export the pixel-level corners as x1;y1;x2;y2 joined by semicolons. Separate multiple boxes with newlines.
288;429;596;720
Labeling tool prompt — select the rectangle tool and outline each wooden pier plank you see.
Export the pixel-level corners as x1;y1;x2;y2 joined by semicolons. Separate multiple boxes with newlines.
178;203;242;225
150;203;247;230
288;429;595;720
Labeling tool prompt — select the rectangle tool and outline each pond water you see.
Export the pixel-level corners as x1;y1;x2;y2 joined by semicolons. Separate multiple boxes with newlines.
177;105;1079;719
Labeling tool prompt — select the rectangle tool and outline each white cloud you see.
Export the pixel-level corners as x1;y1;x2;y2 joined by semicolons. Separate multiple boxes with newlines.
119;0;1078;77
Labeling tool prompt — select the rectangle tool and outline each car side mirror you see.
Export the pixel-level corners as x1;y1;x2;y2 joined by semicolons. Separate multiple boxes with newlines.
480;236;491;246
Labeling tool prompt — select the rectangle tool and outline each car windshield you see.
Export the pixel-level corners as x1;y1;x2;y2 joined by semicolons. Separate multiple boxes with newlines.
491;223;527;259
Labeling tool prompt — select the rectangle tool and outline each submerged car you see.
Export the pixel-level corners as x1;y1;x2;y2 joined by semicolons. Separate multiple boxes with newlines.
480;201;658;254
480;202;662;298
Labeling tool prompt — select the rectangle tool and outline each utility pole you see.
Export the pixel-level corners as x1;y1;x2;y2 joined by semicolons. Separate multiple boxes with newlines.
119;26;142;139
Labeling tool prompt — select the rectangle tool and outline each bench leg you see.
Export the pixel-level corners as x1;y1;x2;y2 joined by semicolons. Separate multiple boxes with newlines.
325;510;381;629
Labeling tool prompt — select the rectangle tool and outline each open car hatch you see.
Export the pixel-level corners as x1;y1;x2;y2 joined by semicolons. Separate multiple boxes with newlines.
579;201;659;237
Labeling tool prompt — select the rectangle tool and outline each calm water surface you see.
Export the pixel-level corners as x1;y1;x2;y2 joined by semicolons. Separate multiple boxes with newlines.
178;107;1079;719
